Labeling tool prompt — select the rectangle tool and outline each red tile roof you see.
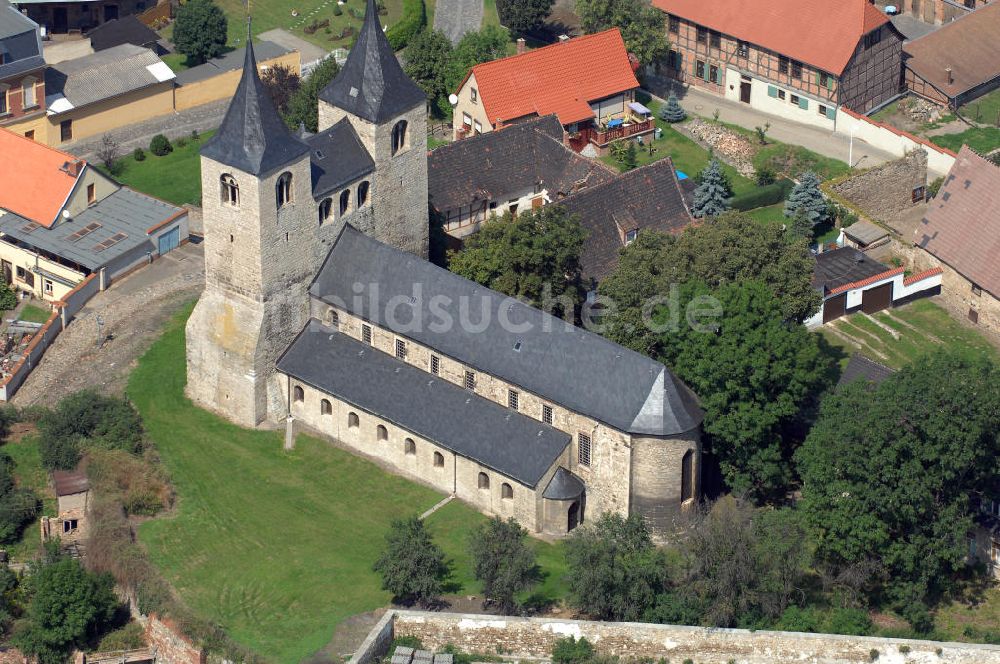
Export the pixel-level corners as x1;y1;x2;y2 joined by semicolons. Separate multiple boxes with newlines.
916;146;1000;298
463;29;639;127
903;267;943;287
0;128;85;228
652;0;890;75
828;267;903;297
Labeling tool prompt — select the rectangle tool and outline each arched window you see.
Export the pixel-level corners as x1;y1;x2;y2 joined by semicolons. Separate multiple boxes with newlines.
478;472;490;490
318;197;332;224
377;424;388;441
391;120;408;155
292;385;304;402
433;451;444;467
320;399;332;415
276;172;293;209
339;189;351;216
357;181;370;208
501;483;513;500
220;174;239;207
348;411;359;428
323;308;339;328
404;438;416;455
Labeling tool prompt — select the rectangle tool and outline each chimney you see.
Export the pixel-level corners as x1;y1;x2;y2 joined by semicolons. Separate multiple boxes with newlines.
946;67;953;85
558;34;570;42
60;160;83;178
516;37;526;54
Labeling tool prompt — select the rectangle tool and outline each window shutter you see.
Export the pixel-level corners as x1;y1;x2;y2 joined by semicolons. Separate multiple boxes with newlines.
798;96;809;110
703;64;710;82
767;85;777;98
826;105;836;120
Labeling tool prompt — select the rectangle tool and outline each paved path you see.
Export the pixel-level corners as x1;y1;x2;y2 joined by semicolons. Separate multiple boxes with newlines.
646;78;899;170
433;0;483;44
259;28;330;65
64;99;229;161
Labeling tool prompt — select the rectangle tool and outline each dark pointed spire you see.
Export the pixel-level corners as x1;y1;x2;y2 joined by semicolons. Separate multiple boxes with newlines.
201;21;309;175
318;0;425;124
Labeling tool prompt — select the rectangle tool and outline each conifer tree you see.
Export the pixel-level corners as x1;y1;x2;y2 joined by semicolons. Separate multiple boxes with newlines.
784;171;828;226
659;94;686;123
789;207;814;241
690;159;731;218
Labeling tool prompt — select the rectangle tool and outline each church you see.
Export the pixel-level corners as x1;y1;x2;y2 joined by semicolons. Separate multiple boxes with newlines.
185;0;704;537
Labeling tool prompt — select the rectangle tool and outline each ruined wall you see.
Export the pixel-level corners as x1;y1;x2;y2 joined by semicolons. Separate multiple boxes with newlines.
832;150;928;223
363;611;1000;664
141;614;205;664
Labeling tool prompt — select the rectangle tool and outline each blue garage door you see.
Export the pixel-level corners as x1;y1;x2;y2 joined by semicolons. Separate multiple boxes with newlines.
157;226;180;255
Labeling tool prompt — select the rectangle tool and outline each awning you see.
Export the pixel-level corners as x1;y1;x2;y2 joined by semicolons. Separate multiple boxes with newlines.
629;101;652;115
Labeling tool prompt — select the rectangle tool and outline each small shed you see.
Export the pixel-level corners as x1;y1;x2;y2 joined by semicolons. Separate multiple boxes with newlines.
841;221;890;251
41;469;91;544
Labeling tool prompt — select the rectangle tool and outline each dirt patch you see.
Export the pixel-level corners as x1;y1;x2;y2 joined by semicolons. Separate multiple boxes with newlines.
6;422;36;442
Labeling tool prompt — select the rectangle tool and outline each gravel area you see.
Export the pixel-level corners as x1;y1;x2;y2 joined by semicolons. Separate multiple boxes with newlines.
11;242;205;406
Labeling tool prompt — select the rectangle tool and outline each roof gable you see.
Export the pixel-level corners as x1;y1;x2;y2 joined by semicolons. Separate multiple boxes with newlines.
0;127;83;227
652;0;890;75
903;2;1000;97
87;15;161;51
468;29;639;126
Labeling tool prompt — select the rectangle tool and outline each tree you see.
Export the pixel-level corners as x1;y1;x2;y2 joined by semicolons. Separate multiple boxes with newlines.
657;280;836;501
795;350;1000;629
0;284;16;311
789;207;813;240
783;171;828;226
372;517;447;606
403;30;454;118
690;159;731;218
445;25;511;94
497;0;555;32
659;94;686;123
284;56;341;133
448;205;587;315
0;450;40;543
38;390;144;471
96;134;121;175
261;63;301;117
564;513;666;621
575;0;668;65
172;0;227;66
469;517;537;614
13;559;118;664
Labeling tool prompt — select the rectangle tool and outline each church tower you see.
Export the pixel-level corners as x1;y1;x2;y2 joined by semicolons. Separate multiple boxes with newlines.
185;27;318;426
318;0;428;257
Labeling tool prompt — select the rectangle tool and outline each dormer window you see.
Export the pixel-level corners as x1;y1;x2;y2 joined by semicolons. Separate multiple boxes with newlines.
276;172;293;209
221;174;239;207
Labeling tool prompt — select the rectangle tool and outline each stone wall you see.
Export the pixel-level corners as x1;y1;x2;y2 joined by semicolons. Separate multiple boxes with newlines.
141;614;204;664
354;611;1000;664
832;150;927;224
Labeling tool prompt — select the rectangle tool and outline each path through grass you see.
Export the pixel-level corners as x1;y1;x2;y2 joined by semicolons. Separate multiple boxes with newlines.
131;305;566;662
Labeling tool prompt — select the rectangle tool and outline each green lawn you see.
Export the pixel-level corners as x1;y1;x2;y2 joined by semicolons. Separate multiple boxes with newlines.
4;431;56;562
960;88;1000;127
931;126;1000;155
818;299;999;371
111;131;214;206
745;203;786;227
18;303;52;324
131;305;566;663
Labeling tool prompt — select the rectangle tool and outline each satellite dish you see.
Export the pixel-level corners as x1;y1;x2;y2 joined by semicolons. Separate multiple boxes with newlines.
62;209;71;220
448;93;459;106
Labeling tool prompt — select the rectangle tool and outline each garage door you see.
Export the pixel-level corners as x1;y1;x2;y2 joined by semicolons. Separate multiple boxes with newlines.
823;293;847;323
157;226;180;256
862;282;892;314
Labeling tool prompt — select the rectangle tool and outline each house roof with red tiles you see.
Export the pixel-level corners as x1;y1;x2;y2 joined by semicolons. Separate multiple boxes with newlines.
0;128;85;228
460;29;640;127
652;0;890;75
916;146;1000;298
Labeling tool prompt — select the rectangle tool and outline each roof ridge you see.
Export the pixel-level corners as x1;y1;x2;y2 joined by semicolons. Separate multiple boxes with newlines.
471;28;623;72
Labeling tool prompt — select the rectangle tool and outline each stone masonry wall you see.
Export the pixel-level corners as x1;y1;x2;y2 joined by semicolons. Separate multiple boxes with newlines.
832;150;927;225
370;611;1000;664
141;614;205;664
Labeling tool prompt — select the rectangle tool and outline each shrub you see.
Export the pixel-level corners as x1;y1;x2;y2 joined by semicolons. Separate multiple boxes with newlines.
552;636;594;664
175;136;188;148
38;391;144;471
774;605;820;633
149;134;173;156
333;5;343;15
39;434;81;471
870;649;880;661
190;129;199;141
0;284;16;311
659;94;686;123
927;175;944;198
823;607;873;636
755;166;776;186
386;0;426;50
96;623;145;651
133;147;146;161
730;178;793;211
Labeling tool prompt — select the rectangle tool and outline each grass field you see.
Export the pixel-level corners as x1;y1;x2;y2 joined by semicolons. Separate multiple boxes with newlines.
818;299;999;371
744;204;785;227
960;88;1000;127
17;303;52;324
131;305;566;663
931;126;1000;155
4;431;56;561
110;132;215;206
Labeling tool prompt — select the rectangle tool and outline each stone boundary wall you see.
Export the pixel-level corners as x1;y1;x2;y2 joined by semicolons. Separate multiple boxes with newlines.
352;610;1000;664
131;613;205;664
831;150;928;224
837;109;956;177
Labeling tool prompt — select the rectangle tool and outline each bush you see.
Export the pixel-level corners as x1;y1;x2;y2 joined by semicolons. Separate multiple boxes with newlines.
175;136;188;148
730;178;794;211
0;284;16;311
386;0;426;49
333;5;343;15
96;623;145;652
133;147;146;162
755;166;776;187
149;134;173;156
38;391;144;470
927;175;944;198
39;435;81;472
774;605;820;633
552;636;594;664
823;607;873;636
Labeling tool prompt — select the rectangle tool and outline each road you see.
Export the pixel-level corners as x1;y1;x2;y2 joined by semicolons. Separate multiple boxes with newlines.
433;0;483;44
646;77;899;170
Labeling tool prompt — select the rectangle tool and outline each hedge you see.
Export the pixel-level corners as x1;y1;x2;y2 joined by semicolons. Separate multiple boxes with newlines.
731;178;794;211
386;0;426;50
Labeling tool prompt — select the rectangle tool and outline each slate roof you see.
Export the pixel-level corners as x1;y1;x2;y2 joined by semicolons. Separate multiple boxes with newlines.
652;0;891;75
542;467;585;500
305;119;375;198
427;115;615;213
201;30;310;176
812;247;891;294
903;2;1000;99
44;43;175;113
0;127;81;227
558;157;694;284
277;321;571;487
916;146;1000;298
318;0;425;124
87;15;160;51
0;0;44;80
461;29;639;127
310;225;704;436
836;353;895;389
0;187;185;271
51;469;89;496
